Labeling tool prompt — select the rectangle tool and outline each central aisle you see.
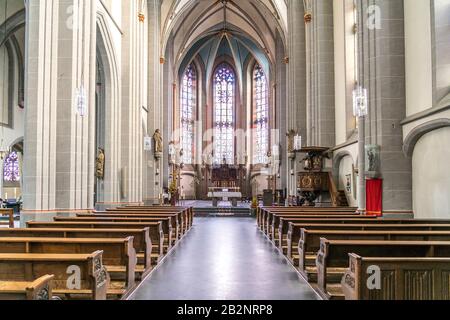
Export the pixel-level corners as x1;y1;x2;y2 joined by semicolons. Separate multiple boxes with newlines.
131;217;320;300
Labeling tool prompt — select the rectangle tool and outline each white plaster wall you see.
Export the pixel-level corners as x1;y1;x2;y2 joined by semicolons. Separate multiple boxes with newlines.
412;127;450;219
404;0;433;116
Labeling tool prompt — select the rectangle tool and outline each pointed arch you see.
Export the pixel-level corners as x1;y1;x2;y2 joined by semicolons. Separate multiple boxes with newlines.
213;62;236;164
180;63;197;164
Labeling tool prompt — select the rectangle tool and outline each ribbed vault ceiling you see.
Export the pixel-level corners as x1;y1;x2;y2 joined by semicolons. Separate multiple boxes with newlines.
162;0;287;73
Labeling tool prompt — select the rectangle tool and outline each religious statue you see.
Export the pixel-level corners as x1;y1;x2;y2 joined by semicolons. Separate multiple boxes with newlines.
302;155;313;171
153;129;163;154
286;130;296;153
96;148;105;179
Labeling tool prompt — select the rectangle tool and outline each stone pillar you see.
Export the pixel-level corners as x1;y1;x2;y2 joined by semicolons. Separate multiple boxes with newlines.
360;0;412;212
144;0;163;204
275;30;288;193
120;0;146;205
305;0;336;147
22;0;97;223
287;0;306;196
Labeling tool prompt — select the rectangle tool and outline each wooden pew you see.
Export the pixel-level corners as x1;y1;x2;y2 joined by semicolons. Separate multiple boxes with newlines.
108;206;194;231
54;216;173;252
272;215;375;244
0;274;54;300
27;221;164;265
263;209;360;234
121;207;193;231
0;209;14;228
0;237;137;297
0;228;152;271
316;239;450;300
79;213;181;243
341;254;450;300
104;209;189;235
284;219;450;258
257;206;357;229
0;251;108;300
298;229;450;282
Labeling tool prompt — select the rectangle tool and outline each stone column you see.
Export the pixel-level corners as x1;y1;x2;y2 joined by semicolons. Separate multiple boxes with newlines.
287;0;306;196
275;30;288;193
144;0;163;204
359;0;412;212
121;0;146;205
22;0;97;223
305;0;336;147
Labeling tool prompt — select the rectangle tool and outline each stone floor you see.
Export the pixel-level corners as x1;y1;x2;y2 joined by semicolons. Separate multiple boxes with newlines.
131;217;320;300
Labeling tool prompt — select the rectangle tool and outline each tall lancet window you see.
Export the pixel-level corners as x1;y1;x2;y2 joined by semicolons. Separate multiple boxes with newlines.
253;64;269;164
213;63;235;164
180;64;197;164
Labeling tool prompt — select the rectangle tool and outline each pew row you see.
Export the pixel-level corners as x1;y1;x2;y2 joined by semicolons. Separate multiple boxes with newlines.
54;216;174;251
286;220;450;261
316;239;450;300
341;254;450;300
27;221;164;265
0;237;138;298
298;229;450;282
257;206;357;229
275;216;377;247
80;213;182;241
0;228;152;271
106;206;194;231
0;274;54;300
0;251;109;300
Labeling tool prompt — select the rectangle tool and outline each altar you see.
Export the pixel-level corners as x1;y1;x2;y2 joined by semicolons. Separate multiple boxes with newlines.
207;187;242;207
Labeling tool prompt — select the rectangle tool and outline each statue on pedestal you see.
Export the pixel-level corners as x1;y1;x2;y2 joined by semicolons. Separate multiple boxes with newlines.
96;148;105;179
153;129;163;159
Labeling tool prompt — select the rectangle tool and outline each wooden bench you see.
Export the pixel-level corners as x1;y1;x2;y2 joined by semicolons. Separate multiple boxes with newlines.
341;254;450;300
263;210;361;235
104;209;189;235
298;229;450;282
54;216;173;252
272;215;375;244
0;274;54;300
316;239;450;300
80;213;181;243
110;210;192;234
284;220;450;258
0;209;14;228
27;221;164;265
257;206;357;229
0;251;108;300
0;237;137;297
0;227;152;271
108;206;193;231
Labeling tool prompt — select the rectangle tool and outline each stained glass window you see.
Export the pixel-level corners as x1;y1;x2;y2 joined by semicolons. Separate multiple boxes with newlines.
180;64;196;164
3;151;20;182
213;63;235;165
253;64;269;164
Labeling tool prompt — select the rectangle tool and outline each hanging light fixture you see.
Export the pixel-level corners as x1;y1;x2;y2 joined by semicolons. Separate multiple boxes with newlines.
75;0;87;117
353;85;368;117
75;84;88;117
